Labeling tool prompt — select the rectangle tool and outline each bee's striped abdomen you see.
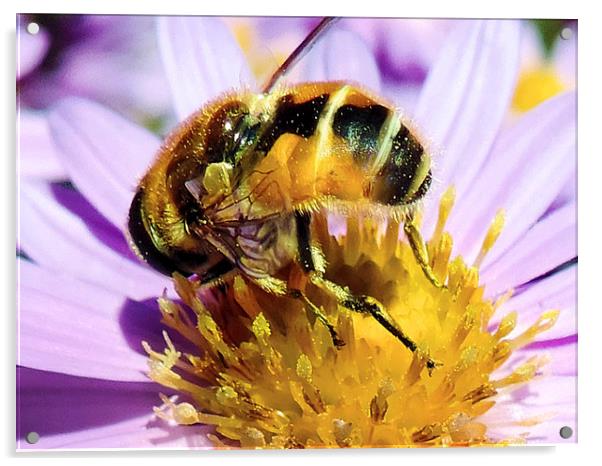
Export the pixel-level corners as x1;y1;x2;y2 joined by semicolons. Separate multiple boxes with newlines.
257;93;329;151
332;104;389;168
236;83;432;217
369;122;432;205
326;86;432;206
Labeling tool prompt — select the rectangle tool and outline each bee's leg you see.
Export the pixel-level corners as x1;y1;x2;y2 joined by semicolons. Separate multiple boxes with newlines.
292;211;344;347
253;277;344;347
309;273;440;374
288;288;345;348
403;219;446;289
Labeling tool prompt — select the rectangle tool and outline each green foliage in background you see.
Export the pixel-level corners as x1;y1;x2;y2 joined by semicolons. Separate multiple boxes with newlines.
531;19;569;58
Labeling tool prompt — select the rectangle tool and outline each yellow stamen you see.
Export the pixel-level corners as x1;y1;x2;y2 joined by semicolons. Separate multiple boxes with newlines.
143;187;559;448
429;186;456;253
474;209;505;268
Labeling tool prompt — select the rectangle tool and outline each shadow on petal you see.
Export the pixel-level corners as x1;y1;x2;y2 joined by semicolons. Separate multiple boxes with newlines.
17;367;161;439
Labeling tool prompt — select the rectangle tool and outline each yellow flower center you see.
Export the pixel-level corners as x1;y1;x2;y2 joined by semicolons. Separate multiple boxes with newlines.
512;66;565;112
144;187;558;448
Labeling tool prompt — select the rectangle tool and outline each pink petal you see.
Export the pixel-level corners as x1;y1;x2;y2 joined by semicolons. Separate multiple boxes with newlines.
48;97;161;230
550;169;576;210
555;25;577;88
17;367;213;450
18;259;160;381
415;20;521;227
56;16;172;119
494;265;576;342
157;16;254;120
371;18;453;77
293;28;381;92
19;415;213;450
18;367;156;445
481;201;576;296
448;91;576;263
493;335;576;380
519;336;577;377
18;181;168;300
16;19;49;79
480;375;576;443
18;109;68;180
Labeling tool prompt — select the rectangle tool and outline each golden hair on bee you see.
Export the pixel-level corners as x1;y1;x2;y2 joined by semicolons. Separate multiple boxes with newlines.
128;17;441;371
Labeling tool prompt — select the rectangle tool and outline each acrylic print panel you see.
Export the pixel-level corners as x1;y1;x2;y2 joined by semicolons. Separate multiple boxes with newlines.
16;14;577;450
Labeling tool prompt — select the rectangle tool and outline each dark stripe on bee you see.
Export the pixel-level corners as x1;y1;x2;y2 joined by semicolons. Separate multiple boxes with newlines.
372;126;427;205
199;258;235;284
128;189;209;276
295;211;315;272
256;94;329;151
332;104;389;167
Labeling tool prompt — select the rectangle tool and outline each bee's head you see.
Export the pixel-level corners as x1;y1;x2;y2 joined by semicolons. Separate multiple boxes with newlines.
127;188;211;276
126;97;256;279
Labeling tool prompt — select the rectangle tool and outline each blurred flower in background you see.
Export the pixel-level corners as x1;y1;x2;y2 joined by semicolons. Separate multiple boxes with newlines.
513;20;577;113
16;17;576;449
17;14;172;181
17;14;171;120
224;17;452;111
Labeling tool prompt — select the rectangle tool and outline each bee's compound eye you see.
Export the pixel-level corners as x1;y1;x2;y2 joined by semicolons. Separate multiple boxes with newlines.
205;101;250;163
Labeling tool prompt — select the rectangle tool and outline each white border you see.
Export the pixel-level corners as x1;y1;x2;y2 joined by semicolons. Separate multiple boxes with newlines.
4;0;601;465
12;0;581;18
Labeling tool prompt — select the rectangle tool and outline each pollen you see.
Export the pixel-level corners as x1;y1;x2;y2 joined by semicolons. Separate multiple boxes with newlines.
143;187;558;448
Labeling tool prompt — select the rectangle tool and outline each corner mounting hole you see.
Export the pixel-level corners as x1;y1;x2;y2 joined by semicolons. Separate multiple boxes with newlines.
26;431;40;444
26;22;40;35
560;27;573;40
559;425;573;439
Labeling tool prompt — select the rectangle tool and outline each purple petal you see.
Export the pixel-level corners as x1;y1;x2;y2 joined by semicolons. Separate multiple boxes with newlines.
549;171;576;211
18;181;168;300
48;97;161;230
16;19;49;79
18;110;68;180
20;415;213;450
414;20;521;225
479;375;576;443
447;91;576;263
157;16;254;120
56;16;172;119
494;335;576;380
555;24;577;87
18;259;166;381
481;201;576;296
369;19;453;83
17;367;155;440
17;367;214;449
294;28;381;92
521;335;577;377
494;265;576;342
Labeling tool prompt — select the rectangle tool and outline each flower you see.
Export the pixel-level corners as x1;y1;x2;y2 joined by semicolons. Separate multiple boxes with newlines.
17;14;172;182
225;17;453;112
17;14;171;119
145;197;560;447
17;17;576;449
512;20;577;113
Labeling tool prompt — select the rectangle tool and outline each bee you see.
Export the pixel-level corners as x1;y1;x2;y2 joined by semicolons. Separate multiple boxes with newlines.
128;18;442;370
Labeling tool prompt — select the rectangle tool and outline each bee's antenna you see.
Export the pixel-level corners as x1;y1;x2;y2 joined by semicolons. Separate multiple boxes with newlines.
262;17;341;93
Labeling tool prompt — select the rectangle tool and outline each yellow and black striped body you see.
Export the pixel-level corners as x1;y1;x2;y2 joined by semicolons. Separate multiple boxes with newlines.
128;82;432;282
